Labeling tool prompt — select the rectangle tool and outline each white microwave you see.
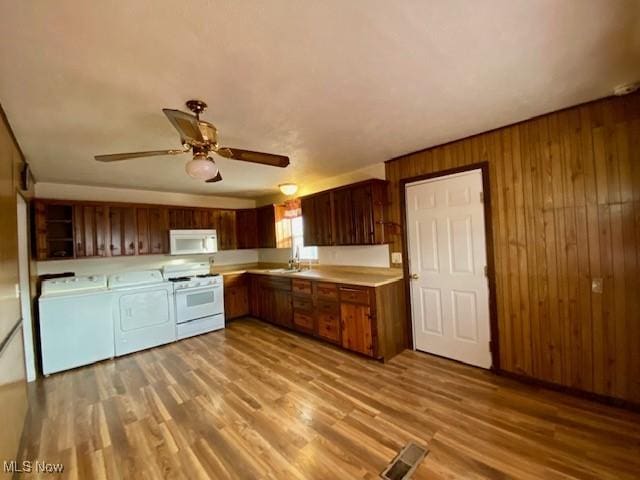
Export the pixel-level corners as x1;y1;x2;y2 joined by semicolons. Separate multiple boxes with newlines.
169;230;218;256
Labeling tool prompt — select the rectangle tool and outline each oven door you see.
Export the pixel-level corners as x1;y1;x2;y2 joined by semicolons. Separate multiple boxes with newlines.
175;285;223;323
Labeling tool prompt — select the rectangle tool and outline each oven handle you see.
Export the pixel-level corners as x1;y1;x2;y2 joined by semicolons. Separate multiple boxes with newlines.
175;285;222;297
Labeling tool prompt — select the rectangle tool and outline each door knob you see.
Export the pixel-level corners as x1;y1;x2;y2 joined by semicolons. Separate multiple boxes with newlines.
410;273;419;280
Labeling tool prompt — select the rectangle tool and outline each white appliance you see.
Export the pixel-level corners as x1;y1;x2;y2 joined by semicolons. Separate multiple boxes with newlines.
39;275;114;375
162;262;225;339
109;270;176;356
169;229;217;255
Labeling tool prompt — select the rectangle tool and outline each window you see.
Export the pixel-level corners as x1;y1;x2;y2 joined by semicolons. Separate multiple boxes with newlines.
291;216;318;261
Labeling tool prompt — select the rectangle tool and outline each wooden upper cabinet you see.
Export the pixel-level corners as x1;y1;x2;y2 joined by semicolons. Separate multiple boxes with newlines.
73;204;109;258
212;209;237;250
137;207;169;255
109;206;137;256
332;188;354;245
300;179;387;247
301;192;333;247
256;205;276;248
236;209;259;249
168;208;195;229
351;183;376;245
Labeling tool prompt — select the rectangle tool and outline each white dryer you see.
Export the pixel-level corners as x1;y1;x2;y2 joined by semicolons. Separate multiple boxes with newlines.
108;270;176;356
39;275;114;375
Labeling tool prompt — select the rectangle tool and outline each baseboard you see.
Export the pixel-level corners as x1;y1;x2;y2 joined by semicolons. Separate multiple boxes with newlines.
496;369;640;413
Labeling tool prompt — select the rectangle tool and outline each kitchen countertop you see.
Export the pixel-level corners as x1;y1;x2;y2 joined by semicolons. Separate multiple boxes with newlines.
211;263;404;288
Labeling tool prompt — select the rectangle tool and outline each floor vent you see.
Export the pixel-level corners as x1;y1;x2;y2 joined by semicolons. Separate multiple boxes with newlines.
380;442;428;480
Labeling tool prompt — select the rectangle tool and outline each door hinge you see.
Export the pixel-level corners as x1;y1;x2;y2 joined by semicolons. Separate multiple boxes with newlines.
484;265;488;277
480;191;484;203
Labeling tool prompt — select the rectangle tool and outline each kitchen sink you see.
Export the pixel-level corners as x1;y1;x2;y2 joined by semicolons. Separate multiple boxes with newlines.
267;268;301;274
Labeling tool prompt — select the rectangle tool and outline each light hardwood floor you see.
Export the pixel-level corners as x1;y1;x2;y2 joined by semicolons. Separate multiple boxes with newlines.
19;318;640;479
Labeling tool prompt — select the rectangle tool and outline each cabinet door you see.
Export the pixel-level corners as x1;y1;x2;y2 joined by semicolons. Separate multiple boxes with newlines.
236;209;259;249
332;188;354;245
225;284;249;319
149;207;169;254
301;193;333;246
169;208;195;229
33;201;48;260
74;205;103;258
213;209;237;250
95;206;110;257
109;207;137;256
249;275;261;317
122;207;137;256
257;205;276;248
351;184;375;245
109;207;123;256
315;192;333;246
274;289;293;328
136;208;150;255
301;196;316;246
340;302;374;356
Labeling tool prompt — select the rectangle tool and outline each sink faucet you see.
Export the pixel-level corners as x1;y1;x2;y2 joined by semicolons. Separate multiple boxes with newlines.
289;246;301;271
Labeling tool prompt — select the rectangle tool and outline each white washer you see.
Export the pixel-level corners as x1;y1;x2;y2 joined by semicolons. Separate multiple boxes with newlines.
39;275;114;375
109;270;176;356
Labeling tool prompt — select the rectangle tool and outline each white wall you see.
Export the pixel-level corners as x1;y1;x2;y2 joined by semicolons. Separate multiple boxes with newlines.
35;182;255;209
36;250;259;277
258;244;390;268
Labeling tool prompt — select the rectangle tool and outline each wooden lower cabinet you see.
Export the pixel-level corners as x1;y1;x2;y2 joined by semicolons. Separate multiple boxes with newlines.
340;302;373;356
316;301;340;343
249;274;407;361
224;274;249;319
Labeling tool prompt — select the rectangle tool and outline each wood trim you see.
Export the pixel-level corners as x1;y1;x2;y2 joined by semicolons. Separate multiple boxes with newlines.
399;162;500;370
496;369;640;412
0;102;26;164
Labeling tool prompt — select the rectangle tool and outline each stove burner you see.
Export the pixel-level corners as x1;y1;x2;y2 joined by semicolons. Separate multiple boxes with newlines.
168;276;191;282
196;273;219;278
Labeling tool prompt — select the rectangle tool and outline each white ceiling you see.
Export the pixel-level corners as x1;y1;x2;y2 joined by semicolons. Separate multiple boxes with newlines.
1;1;639;198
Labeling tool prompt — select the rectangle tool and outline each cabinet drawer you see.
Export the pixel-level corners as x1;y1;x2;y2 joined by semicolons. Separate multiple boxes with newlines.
262;276;291;291
339;286;370;304
293;296;313;311
317;312;340;343
316;300;339;315
292;279;312;296
315;282;338;301
293;311;314;331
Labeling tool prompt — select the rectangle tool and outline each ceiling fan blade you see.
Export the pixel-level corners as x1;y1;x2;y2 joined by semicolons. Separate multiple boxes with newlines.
216;148;289;168
95;149;187;162
205;171;223;183
163;108;205;144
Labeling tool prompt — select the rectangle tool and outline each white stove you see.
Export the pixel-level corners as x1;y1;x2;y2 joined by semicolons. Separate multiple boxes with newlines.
162;262;225;339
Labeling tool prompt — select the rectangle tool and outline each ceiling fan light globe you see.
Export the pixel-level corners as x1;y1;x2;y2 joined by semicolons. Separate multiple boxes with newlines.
279;183;298;196
185;157;218;180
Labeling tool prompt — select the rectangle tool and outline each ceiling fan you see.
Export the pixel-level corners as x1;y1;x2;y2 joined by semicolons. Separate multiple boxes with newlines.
95;100;289;183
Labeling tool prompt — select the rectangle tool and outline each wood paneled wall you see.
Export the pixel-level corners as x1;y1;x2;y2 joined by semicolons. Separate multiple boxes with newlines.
385;92;640;404
0;105;29;464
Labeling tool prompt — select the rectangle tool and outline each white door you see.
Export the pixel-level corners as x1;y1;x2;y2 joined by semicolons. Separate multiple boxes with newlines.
406;169;491;368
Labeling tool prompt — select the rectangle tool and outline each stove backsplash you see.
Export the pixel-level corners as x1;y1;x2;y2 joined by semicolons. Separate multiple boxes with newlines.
36;249;258;277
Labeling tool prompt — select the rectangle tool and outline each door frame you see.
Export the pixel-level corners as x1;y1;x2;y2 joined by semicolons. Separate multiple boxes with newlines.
399;161;500;370
16;192;36;381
